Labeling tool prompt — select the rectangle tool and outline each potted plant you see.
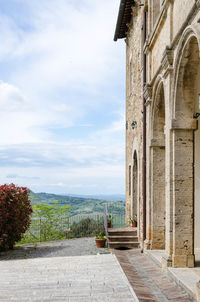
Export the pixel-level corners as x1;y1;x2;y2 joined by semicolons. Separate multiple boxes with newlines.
107;214;113;228
129;215;137;227
95;231;106;248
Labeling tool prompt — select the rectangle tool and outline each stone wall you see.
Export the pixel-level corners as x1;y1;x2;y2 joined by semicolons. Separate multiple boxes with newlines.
125;6;143;241
125;0;200;267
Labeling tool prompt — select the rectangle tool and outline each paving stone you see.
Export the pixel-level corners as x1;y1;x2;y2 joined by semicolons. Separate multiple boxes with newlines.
0;254;138;302
0;237;110;260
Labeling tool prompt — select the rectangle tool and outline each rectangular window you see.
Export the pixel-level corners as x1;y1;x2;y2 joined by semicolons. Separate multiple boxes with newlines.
129;165;131;196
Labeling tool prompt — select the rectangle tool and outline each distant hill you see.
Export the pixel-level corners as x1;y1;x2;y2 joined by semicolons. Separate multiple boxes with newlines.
30;191;125;217
64;194;125;202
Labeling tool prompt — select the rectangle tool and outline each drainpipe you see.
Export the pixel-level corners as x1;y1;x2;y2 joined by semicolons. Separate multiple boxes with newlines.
142;10;147;247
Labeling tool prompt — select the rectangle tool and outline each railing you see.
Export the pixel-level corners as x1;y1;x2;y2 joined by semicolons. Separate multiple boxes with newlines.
106;202;126;228
18;201;125;244
104;204;108;239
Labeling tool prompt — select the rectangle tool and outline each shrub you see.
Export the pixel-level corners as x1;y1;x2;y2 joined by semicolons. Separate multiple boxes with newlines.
0;184;32;251
70;217;104;238
31;201;70;242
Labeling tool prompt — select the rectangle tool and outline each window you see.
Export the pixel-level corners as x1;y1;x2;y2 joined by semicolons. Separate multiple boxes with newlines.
129;165;131;196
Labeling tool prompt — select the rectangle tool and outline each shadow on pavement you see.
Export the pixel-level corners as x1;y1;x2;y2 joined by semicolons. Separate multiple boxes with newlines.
0;244;69;260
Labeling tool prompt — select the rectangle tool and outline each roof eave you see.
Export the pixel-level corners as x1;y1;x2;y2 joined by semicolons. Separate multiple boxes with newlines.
114;0;126;41
114;0;135;42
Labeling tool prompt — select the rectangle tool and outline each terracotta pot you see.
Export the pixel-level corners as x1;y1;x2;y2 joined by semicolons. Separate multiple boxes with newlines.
95;238;106;248
107;221;112;228
132;221;137;227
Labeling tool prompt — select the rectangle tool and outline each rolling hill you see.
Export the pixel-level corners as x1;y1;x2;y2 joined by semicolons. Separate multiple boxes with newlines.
30;192;125;217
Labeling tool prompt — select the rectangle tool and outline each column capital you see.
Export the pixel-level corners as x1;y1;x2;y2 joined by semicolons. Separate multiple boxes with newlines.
161;47;174;78
150;138;165;147
196;0;200;9
144;84;152;106
171;118;197;130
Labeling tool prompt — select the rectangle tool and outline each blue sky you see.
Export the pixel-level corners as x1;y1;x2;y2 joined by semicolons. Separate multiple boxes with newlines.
0;0;125;195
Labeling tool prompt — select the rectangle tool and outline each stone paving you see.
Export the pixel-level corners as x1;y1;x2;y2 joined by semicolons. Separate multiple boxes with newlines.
0;237;110;260
0;254;138;302
0;238;197;301
0;239;138;302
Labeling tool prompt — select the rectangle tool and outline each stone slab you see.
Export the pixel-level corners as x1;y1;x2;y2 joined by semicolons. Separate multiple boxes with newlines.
0;254;138;302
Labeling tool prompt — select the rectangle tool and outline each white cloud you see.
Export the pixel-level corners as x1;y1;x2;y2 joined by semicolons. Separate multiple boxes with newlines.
0;0;124;97
0;81;26;111
0;0;126;194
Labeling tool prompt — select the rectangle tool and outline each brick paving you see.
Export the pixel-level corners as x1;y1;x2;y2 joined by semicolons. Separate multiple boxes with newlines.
113;249;194;302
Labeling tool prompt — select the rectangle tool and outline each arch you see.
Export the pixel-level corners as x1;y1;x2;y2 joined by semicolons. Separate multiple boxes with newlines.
151;80;165;134
132;151;138;221
149;80;166;249
171;24;200;267
131;139;140;235
149;76;164;140
172;24;200;120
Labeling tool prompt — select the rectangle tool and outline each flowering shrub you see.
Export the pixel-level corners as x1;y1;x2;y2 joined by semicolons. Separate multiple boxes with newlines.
0;184;32;251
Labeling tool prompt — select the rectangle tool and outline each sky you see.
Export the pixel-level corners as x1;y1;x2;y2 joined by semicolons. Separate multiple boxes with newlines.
0;0;125;195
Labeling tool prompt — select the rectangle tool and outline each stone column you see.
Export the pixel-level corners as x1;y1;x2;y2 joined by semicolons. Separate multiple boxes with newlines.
161;47;174;267
162;123;173;268
197;281;200;302
150;139;165;249
171;119;196;267
144;85;152;250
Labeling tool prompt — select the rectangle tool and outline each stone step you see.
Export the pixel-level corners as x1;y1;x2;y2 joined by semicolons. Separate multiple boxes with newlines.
108;228;137;237
108;235;138;242
108;231;137;237
108;241;140;249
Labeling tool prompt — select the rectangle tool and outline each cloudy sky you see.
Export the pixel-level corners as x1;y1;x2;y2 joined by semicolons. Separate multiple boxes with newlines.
0;0;125;195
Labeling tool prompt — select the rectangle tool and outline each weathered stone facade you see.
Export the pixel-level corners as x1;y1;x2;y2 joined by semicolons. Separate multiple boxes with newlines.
115;0;200;268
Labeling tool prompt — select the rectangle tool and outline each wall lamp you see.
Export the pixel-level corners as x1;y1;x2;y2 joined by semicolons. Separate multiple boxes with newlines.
193;113;200;119
131;121;137;129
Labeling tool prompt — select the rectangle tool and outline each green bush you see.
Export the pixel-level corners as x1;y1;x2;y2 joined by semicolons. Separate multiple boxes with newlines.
70;217;104;238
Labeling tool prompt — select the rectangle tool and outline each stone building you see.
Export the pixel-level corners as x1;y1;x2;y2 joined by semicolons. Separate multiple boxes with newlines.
114;0;200;268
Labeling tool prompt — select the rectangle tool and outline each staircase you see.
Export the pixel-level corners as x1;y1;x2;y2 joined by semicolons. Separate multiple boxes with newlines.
108;227;140;249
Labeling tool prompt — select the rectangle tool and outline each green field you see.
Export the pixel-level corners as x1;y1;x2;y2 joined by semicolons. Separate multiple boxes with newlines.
30;192;125;217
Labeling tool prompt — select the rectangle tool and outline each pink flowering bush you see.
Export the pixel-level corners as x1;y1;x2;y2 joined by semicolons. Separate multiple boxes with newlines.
0;184;32;251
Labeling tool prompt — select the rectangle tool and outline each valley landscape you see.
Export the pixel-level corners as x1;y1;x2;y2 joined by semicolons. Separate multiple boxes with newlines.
30;192;125;217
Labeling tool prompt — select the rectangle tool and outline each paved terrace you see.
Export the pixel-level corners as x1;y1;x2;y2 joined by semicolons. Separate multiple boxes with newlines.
0;238;197;301
0;238;138;302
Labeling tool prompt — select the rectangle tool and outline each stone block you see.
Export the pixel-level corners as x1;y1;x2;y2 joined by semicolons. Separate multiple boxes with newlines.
172;254;194;268
197;281;200;302
162;255;172;270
